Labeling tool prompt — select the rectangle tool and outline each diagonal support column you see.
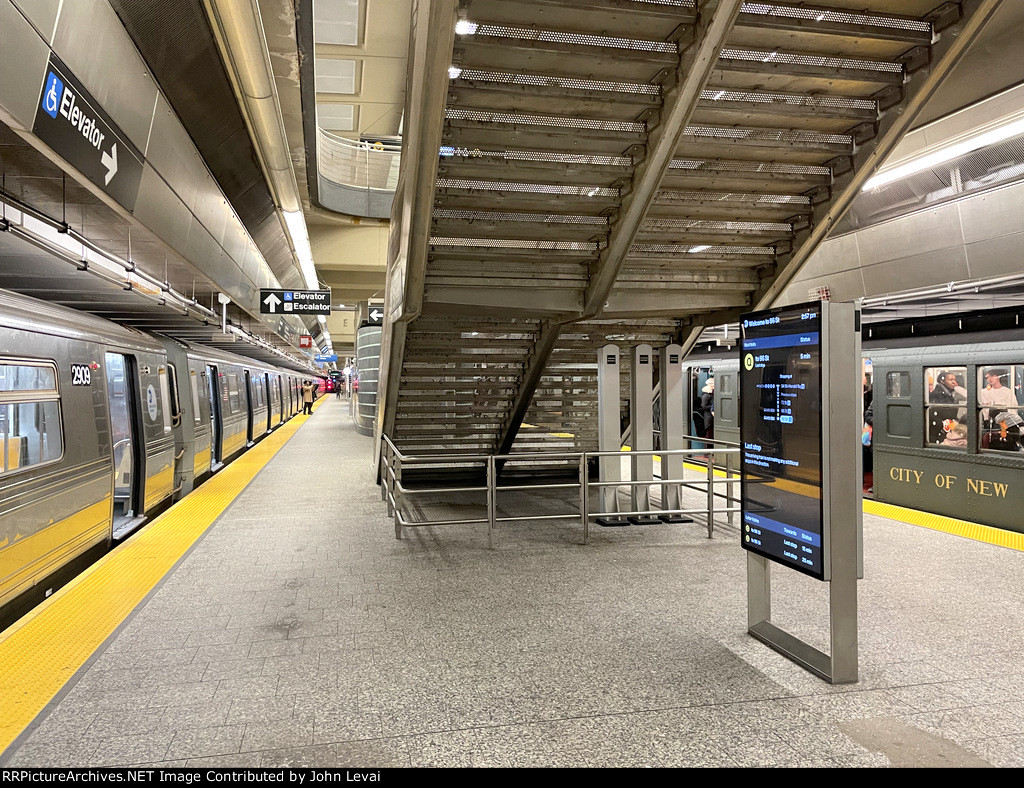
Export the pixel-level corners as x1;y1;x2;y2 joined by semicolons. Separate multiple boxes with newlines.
494;320;563;458
581;0;744;318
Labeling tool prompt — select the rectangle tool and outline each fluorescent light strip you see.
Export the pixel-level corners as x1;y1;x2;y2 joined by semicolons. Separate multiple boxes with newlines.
283;210;319;290
863;116;1024;191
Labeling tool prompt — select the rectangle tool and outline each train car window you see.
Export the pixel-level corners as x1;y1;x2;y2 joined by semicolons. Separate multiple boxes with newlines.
925;367;967;450
0;365;57;392
227;374;240;413
158;368;173;432
165;365;182;428
978;365;1023;452
0;361;63;474
190;370;201;423
886;371;910;399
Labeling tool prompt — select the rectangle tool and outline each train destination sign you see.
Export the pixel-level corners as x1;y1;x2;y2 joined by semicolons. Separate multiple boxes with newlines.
33;55;145;212
260;289;331;315
740;303;826;580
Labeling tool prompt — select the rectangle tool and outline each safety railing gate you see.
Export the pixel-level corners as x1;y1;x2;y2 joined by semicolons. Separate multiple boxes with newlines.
380;434;741;547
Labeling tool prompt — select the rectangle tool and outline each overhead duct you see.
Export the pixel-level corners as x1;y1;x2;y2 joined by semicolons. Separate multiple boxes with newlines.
203;0;319;291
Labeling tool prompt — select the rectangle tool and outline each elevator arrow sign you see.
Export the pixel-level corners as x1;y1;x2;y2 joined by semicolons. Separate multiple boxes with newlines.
33;54;144;211
263;292;282;313
101;143;118;185
259;288;332;315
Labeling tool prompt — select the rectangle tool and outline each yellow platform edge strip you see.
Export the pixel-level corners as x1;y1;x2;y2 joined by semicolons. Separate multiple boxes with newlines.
862;498;1024;552
0;400;326;755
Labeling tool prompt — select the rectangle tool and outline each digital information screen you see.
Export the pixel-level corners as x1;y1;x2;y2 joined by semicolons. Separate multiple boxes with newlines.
740;303;826;580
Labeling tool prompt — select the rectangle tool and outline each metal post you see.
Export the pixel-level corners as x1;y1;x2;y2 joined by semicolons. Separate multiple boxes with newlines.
630;344;656;520
579;452;589;544
596;345;626;524
726;452;735;526
487;455;496;550
394;450;403;540
706;452;714;538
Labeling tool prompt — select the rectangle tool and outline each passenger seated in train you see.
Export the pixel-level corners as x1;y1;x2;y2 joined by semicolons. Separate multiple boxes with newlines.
927;368;968;447
929;370;967;404
939;419;968;449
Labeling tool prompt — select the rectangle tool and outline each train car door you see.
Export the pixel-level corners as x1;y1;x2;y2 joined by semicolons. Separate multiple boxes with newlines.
206;365;223;470
104;353;144;534
265;374;273;432
689;366;714;449
278;377;285;424
245;370;254;444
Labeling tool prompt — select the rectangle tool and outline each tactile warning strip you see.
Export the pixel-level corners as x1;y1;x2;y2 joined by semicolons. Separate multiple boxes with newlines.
674;459;1024;552
0;400;325;756
862;499;1024;552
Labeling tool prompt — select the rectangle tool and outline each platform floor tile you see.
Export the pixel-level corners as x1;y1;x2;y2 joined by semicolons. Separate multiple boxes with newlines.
3;399;1024;767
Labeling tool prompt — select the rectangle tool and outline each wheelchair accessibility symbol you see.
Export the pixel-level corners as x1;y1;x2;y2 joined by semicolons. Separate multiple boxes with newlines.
43;72;63;119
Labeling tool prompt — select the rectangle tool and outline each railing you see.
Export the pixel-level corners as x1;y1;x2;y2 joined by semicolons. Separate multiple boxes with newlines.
379;433;742;548
317;130;401;192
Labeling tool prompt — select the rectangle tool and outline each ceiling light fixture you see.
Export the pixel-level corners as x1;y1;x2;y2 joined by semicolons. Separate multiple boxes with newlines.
455;20;478;35
283;210;319;290
863;115;1024;191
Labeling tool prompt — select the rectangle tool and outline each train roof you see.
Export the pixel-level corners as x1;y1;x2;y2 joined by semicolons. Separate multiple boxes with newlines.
0;288;164;354
155;334;301;375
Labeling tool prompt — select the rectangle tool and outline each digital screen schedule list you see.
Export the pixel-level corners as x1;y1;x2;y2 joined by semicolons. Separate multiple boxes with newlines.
739;305;826;580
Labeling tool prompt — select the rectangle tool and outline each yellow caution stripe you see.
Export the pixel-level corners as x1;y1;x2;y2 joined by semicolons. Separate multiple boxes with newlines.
0;399;325;755
863;499;1024;552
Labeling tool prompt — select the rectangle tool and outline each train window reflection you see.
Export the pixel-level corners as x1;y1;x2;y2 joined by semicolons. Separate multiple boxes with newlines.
978;365;1022;452
886;371;910;399
925;367;967;450
0;364;57;392
190;370;201;423
227;374;240;413
0;362;63;475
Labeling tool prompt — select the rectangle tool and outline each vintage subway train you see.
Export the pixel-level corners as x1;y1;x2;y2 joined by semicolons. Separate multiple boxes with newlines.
0;289;313;627
686;330;1024;535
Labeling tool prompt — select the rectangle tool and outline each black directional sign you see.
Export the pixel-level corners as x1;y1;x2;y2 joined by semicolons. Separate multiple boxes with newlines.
367;306;384;325
260;288;332;315
33;55;145;212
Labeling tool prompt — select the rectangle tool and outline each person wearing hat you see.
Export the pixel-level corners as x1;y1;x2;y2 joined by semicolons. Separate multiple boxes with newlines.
700;378;715;441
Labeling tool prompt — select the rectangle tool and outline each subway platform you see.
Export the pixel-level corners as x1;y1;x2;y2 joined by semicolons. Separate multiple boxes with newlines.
1;399;1024;768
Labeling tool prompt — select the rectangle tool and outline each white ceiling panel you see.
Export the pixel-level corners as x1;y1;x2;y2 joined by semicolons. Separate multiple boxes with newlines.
317;102;356;131
315;57;358;94
313;0;360;47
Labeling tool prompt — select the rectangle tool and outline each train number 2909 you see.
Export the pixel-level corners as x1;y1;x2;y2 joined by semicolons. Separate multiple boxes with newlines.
71;364;92;386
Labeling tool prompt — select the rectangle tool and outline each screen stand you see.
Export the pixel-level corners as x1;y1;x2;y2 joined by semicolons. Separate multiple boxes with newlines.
747;538;858;684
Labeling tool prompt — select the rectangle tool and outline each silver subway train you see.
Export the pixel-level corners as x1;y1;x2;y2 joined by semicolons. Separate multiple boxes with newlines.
0;290;313;626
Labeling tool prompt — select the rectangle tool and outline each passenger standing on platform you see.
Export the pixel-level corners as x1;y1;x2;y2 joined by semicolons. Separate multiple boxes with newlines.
302;380;314;415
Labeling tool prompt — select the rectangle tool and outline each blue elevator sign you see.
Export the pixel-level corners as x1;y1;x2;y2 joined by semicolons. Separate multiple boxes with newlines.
314;354;338;364
33;55;145;212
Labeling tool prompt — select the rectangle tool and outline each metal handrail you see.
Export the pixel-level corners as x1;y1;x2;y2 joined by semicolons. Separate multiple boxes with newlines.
379;432;742;548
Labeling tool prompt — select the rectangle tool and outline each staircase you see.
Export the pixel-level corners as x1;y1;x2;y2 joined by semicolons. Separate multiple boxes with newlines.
380;0;1004;464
